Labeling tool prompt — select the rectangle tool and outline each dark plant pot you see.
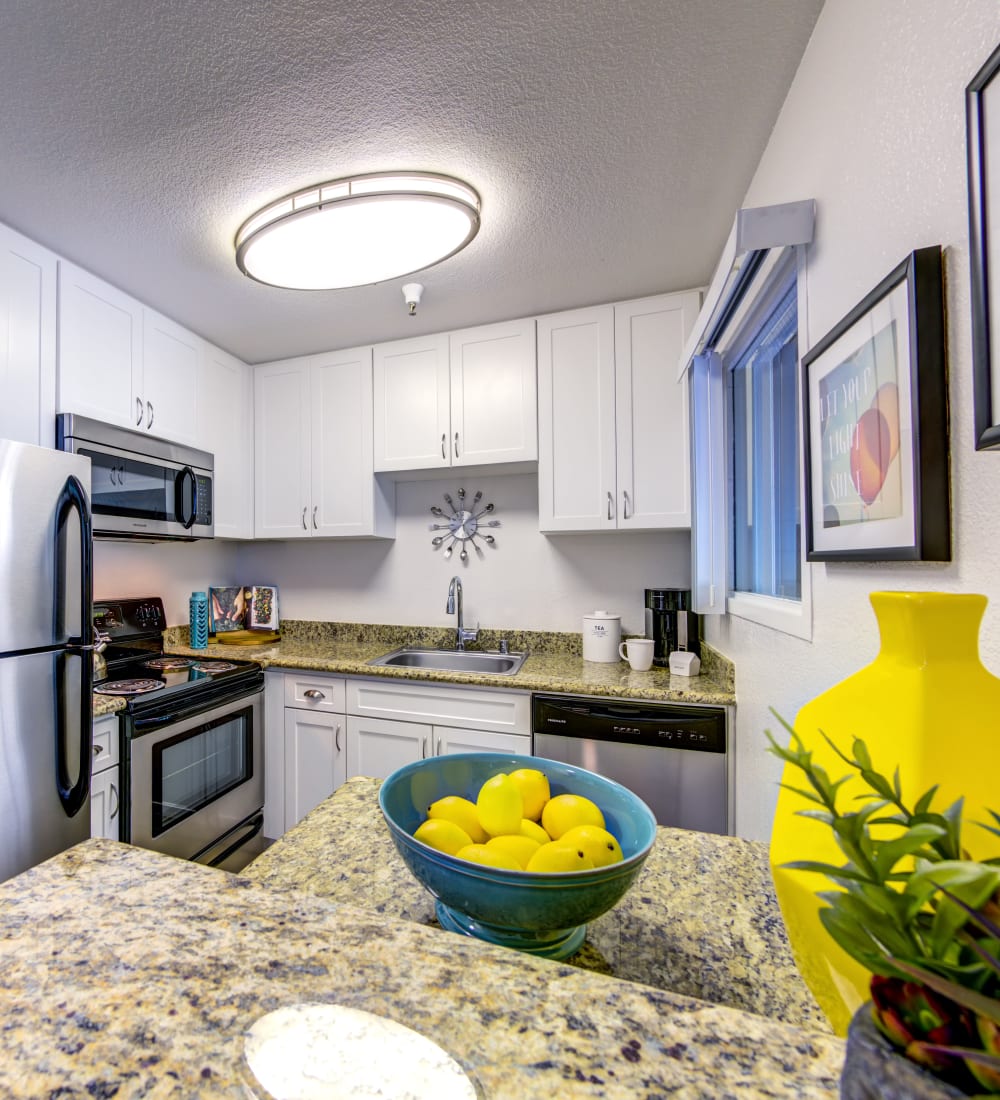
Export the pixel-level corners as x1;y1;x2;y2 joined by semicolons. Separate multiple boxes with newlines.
841;1005;971;1100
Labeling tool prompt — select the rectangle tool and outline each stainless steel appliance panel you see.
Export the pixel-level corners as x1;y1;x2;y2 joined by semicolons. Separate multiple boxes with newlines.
128;689;263;862
0;440;93;883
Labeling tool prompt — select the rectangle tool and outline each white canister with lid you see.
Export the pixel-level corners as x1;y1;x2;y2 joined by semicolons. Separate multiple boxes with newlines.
582;610;622;663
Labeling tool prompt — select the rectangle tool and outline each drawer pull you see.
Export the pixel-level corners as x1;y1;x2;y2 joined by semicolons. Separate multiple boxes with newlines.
92;744;103;757
303;689;326;700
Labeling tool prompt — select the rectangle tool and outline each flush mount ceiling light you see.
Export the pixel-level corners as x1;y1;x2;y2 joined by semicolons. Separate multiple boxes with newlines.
235;172;481;290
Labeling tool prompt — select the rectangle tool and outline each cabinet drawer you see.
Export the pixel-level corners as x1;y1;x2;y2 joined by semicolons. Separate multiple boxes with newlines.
284;672;346;712
347;678;529;735
91;715;120;775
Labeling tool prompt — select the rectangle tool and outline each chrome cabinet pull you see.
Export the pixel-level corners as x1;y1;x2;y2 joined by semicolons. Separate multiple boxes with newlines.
109;783;119;821
421;737;428;759
335;724;342;752
454;431;459;458
312;506;318;529
92;744;102;757
146;400;154;429
135;397;143;426
623;489;631;519
441;433;446;460
301;507;307;530
607;491;613;520
303;689;326;700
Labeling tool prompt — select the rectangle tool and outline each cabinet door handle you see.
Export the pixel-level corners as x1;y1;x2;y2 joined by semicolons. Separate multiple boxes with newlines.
454;431;460;459
441;433;446;460
607;491;614;521
312;505;318;530
303;689;326;700
622;489;631;520
109;783;119;821
421;737;428;759
301;507;308;530
146;400;154;429
135;397;143;426
92;743;103;757
335;724;341;753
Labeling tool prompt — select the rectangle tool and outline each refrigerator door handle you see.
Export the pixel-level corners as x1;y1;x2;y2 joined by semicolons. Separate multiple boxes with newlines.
55;475;94;818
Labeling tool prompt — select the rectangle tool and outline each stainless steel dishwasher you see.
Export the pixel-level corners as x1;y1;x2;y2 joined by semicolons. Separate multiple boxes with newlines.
532;694;731;835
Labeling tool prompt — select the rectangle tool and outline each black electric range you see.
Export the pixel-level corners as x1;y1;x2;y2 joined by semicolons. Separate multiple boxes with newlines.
93;597;264;725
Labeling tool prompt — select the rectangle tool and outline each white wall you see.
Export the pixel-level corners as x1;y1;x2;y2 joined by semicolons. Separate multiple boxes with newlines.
707;0;1000;840
93;473;691;636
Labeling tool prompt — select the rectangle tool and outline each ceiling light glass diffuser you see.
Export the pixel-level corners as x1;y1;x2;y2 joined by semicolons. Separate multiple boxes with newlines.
235;172;481;290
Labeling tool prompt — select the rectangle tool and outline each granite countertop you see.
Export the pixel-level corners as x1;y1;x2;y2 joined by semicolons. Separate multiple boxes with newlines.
246;776;828;1034
161;619;736;706
92;694;126;718
0;839;843;1098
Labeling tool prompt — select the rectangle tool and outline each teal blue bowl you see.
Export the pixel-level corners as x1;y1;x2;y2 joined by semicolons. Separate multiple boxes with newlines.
378;753;657;959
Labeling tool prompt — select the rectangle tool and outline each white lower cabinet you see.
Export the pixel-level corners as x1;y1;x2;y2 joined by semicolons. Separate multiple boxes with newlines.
285;709;346;831
90;715;121;840
345;715;429;780
432;728;529;755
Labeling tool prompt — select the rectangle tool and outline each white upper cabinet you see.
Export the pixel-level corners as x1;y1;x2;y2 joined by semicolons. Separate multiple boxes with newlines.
254;348;393;540
197;344;254;539
141;308;201;446
373;319;536;473
57;261;203;446
0;222;56;447
537;291;700;532
57;262;142;431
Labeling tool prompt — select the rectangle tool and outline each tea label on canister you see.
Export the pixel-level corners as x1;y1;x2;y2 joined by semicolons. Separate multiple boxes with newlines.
582;610;622;663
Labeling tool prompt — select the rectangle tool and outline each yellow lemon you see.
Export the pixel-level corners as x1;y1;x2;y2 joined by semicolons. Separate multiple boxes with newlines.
541;793;605;840
519;819;551;845
558;824;623;867
476;774;524;837
526;842;595;873
427;795;488;844
507;768;551;821
485;835;541;869
413;818;473;856
455;844;520;871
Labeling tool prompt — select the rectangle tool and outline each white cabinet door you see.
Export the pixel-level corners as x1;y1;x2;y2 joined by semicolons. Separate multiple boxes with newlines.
253;360;312;538
90;766;121;840
284;708;346;830
537;305;617;531
372;333;450;471
142;308;202;445
614;294;698;529
345;715;428;780
449;319;537;466
57;261;142;431
312;347;394;538
198;343;254;539
0;222;56;447
434;727;531;756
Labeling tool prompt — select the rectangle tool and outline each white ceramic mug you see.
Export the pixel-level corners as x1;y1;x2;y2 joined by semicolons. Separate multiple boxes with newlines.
618;637;654;672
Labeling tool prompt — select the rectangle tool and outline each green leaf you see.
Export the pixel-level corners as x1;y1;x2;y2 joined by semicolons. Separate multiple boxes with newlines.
873;823;947;880
852;739;873;772
780;859;874;885
914;785;941;816
886;955;1000;1025
777;781;828;806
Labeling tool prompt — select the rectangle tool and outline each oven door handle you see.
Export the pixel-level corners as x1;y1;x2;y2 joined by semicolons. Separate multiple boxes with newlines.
132;714;176;732
198;813;264;870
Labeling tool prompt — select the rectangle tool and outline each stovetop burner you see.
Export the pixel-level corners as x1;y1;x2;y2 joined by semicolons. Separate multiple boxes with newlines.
192;661;239;673
95;678;167;697
143;657;195;670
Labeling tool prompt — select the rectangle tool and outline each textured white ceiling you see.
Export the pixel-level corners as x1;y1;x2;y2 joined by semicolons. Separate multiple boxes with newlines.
0;0;823;363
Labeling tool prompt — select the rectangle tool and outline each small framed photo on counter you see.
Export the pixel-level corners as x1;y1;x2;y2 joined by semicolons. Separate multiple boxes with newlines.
248;585;279;631
801;246;950;562
209;586;249;633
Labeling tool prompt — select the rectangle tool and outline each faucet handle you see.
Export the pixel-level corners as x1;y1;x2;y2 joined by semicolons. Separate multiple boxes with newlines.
498;637;509;654
459;622;479;647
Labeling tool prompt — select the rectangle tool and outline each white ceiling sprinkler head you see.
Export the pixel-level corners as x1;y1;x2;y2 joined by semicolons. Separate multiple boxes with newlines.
402;282;423;316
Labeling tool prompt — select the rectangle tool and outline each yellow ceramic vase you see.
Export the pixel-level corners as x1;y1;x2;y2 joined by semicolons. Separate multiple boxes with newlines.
770;591;1000;1037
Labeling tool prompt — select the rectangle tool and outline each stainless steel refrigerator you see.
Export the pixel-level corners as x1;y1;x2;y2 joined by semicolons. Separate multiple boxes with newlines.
0;439;94;883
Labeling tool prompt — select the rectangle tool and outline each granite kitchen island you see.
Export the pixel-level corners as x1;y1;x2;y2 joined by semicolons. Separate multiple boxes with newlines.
0;837;843;1099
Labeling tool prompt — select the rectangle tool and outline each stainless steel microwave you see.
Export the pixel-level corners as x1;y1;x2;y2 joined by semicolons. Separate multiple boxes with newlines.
57;414;214;541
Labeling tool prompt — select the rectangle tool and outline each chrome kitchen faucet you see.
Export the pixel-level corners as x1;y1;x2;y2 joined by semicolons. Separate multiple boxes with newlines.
446;576;479;651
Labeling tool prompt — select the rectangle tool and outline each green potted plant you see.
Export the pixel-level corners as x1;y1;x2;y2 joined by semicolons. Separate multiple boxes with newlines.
767;715;1000;1098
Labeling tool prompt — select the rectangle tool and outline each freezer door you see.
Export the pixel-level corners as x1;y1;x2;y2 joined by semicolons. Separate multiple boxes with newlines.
0;649;92;882
0;439;91;653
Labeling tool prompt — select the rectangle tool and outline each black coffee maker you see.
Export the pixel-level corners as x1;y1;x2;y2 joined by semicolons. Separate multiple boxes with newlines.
644;588;700;667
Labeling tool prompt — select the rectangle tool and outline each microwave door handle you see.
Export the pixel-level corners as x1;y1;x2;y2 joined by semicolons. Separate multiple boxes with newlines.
54;474;94;818
175;466;198;529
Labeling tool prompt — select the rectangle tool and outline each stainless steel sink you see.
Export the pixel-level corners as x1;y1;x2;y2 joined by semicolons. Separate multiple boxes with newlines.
368;646;528;676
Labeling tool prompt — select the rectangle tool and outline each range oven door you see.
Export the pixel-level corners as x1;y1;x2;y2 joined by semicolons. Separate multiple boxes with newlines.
127;688;263;865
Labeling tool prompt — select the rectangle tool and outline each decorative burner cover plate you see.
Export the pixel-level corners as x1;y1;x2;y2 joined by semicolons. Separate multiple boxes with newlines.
192;661;239;673
143;657;194;670
94;679;167;696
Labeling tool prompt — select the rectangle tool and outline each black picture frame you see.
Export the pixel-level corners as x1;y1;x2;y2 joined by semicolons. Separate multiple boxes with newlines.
802;247;950;562
968;43;1000;450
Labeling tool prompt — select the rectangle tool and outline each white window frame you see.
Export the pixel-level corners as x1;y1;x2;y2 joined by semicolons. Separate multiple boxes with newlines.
720;246;812;640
